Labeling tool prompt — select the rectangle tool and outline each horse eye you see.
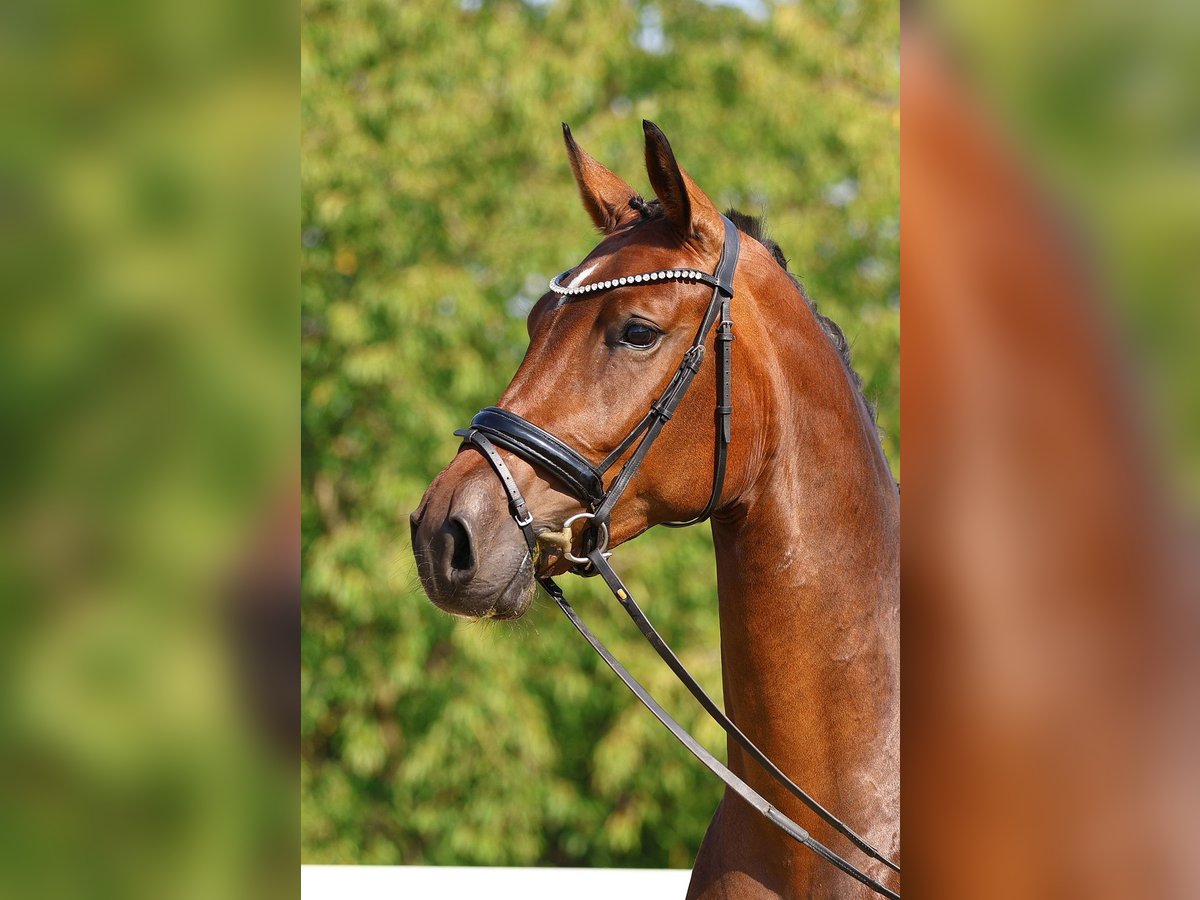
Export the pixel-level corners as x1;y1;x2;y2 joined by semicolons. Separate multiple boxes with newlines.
620;321;660;348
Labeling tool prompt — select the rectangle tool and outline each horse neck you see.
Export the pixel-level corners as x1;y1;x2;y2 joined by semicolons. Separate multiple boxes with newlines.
710;296;900;852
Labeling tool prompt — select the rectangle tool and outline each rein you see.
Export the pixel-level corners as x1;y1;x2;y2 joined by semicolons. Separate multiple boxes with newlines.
455;215;899;897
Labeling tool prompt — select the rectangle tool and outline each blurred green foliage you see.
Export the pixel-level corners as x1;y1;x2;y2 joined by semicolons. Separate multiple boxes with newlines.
302;0;897;867
1;0;295;896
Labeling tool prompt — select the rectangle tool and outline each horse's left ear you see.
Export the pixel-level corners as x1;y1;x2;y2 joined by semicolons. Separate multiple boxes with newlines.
642;120;724;251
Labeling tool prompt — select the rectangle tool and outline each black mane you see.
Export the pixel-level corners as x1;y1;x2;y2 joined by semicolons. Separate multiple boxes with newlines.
630;198;873;422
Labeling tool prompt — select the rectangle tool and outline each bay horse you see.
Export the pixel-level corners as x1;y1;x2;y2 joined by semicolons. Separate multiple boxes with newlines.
410;121;899;898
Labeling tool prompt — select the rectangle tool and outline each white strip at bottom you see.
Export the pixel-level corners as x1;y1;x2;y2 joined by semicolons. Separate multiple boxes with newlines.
301;865;692;900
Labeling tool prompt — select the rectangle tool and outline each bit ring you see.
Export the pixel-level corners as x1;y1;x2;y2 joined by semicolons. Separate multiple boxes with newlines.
561;512;611;565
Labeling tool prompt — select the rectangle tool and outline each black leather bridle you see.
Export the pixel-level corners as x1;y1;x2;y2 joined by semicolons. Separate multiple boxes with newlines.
455;215;900;897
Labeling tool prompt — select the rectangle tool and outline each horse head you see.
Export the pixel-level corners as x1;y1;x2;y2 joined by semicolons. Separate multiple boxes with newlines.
410;122;780;620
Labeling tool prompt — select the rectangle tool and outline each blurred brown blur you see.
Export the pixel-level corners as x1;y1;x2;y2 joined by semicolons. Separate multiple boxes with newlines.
903;9;1199;899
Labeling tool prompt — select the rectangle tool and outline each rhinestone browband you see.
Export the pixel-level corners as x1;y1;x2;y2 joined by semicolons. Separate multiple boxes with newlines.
548;267;715;297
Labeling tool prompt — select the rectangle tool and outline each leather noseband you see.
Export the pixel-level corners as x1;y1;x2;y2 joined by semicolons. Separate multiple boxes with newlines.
461;406;606;510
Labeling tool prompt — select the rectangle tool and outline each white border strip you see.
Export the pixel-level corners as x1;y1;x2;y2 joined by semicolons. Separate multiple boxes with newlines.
301;865;692;900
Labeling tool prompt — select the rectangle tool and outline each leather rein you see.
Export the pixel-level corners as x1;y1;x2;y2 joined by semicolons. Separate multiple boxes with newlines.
455;215;900;897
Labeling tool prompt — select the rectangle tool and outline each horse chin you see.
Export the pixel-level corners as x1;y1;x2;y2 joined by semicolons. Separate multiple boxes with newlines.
424;559;536;623
480;565;537;620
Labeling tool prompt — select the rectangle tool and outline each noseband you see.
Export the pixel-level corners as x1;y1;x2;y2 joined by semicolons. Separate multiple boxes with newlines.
455;215;900;897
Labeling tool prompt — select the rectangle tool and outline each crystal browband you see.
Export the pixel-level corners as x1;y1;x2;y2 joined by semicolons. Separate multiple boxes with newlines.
548;267;721;298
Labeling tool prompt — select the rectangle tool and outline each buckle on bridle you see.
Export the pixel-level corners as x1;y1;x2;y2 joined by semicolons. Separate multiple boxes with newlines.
681;345;705;372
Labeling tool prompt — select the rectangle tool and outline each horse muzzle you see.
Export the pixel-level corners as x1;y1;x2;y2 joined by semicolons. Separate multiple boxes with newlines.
410;462;536;620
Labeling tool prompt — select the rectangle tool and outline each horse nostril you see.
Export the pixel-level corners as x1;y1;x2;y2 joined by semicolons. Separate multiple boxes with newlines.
447;516;475;576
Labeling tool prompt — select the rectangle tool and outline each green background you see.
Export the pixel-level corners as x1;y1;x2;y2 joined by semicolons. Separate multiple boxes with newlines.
302;0;898;867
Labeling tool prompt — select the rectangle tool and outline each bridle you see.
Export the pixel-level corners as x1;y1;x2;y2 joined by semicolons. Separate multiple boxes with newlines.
459;215;741;572
455;215;900;897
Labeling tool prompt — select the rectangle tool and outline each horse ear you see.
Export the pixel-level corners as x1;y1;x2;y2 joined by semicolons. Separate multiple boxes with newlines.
642;120;723;249
562;123;639;233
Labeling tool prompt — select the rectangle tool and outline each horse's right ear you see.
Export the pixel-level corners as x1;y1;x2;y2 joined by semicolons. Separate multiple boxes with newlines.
562;123;640;233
